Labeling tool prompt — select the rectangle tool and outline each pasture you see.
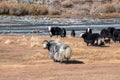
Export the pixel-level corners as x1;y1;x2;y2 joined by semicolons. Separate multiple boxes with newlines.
0;35;120;80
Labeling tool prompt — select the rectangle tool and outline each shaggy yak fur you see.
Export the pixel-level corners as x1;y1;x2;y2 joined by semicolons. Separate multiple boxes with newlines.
43;40;72;63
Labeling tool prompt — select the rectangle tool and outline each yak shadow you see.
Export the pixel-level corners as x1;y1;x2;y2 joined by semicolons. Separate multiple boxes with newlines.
62;60;84;64
100;45;110;47
90;45;110;48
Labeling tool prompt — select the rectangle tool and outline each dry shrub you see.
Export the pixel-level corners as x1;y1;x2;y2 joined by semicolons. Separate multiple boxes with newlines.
0;2;28;16
0;2;48;16
100;13;120;18
95;3;116;13
9;4;22;16
49;8;61;15
72;0;82;4
39;5;48;15
62;0;73;8
28;4;39;15
28;4;48;15
0;2;9;14
114;3;120;13
104;4;116;13
91;13;120;19
18;3;28;15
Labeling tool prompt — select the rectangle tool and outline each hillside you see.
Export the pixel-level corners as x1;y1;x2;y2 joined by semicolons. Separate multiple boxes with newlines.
0;0;120;18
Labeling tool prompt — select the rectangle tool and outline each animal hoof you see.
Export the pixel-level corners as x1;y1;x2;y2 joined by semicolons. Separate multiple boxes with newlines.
53;59;57;62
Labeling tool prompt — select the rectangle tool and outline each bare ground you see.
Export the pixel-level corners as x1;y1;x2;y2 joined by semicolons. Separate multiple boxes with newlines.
0;35;120;80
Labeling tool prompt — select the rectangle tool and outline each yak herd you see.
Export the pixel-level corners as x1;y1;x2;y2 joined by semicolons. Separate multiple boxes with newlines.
43;26;120;63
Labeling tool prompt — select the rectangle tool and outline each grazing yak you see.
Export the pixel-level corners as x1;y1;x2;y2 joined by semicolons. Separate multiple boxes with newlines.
48;26;66;37
71;30;76;37
43;40;72;63
61;28;66;37
108;28;120;43
80;32;105;46
100;29;111;38
107;27;115;37
112;30;120;43
100;28;111;44
86;27;92;34
100;27;120;43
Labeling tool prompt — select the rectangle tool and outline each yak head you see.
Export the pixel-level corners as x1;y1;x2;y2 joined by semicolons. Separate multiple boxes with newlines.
43;40;49;49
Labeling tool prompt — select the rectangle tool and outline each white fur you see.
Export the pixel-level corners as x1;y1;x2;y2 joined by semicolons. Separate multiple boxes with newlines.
48;26;52;36
79;33;84;37
53;46;72;62
94;40;98;45
87;28;90;32
49;32;52;35
48;26;51;31
43;43;47;49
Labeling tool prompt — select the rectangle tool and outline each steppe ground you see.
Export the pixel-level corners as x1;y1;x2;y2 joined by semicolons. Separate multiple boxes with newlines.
0;35;120;80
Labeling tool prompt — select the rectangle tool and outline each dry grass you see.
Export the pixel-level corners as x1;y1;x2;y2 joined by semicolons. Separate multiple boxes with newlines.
0;1;48;16
22;36;120;62
0;1;9;14
91;13;120;19
0;1;120;18
95;4;115;13
0;35;120;63
0;35;120;80
62;0;73;8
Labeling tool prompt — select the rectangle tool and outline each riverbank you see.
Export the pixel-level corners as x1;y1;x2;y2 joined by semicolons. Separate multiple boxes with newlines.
0;16;120;24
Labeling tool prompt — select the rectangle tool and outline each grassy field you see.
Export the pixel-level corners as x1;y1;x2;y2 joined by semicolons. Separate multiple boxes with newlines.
0;35;120;80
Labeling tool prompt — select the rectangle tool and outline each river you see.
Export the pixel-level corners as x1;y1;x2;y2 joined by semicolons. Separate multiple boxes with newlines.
0;16;120;36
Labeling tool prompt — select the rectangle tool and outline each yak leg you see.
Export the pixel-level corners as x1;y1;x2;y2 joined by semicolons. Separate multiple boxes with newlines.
87;43;89;46
59;52;64;63
53;52;59;62
53;58;57;62
66;58;69;64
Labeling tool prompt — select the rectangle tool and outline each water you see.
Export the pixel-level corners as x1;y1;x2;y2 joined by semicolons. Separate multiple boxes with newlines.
0;24;120;36
0;16;120;36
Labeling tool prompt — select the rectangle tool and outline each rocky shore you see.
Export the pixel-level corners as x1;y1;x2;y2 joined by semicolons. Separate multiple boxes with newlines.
0;16;120;25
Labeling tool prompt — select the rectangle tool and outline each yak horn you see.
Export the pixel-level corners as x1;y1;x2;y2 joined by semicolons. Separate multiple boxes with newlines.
43;40;49;43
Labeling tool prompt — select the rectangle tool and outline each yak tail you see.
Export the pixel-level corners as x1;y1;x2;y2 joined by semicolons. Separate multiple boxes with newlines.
64;47;72;59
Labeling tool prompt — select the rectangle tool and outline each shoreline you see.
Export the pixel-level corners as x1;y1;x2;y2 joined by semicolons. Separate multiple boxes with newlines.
0;16;120;24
